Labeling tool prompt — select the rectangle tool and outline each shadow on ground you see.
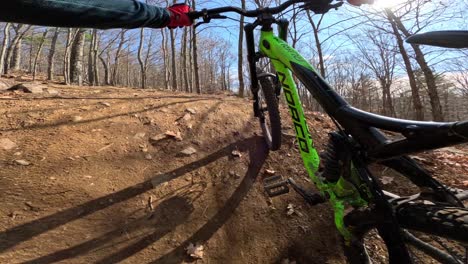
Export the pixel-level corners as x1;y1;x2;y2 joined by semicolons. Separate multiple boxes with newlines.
0;136;268;263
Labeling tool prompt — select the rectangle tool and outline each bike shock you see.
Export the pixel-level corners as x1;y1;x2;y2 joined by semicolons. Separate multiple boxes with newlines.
321;133;349;182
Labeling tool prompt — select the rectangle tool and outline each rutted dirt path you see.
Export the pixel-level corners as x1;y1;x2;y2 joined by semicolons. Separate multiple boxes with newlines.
1;82;466;264
0;84;343;264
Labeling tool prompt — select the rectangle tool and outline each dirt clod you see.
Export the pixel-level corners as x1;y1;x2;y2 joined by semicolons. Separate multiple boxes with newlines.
0;138;17;150
186;108;197;115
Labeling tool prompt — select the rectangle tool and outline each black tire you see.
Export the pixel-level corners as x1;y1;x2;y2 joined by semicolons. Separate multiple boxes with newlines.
396;204;468;245
256;69;282;151
344;204;468;263
396;204;468;263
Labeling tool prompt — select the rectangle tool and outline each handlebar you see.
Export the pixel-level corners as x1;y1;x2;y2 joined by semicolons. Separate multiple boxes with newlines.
188;0;303;20
188;0;344;21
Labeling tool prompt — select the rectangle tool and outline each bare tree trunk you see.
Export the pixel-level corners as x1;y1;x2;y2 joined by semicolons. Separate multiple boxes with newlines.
93;31;100;86
28;30;34;73
126;44;130;87
170;28;177;91
5;24;30;74
237;0;246;97
306;12;326;78
98;54;111;86
87;29;100;86
88;29;96;85
182;27;190;92
386;10;443;121
111;30;126;86
11;38;22;71
32;29;48;81
161;29;170;90
63;28;77;85
137;28;147;89
387;14;424;120
47;27;59;81
188;27;193;93
192;0;201;94
70;29;85;86
0;23;11;74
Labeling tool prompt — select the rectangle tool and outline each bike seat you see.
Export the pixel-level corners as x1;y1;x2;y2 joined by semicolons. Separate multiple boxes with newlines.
406;31;468;49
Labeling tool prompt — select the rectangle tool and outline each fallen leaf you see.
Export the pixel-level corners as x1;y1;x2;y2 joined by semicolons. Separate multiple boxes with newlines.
186;108;197;115
99;102;111;107
133;132;146;140
149;134;167;143
411;155;428;162
186;243;204;259
15;160;30;166
165;131;183;141
232;150;242;157
381;176;394;185
286;203;295;216
180;147;197;156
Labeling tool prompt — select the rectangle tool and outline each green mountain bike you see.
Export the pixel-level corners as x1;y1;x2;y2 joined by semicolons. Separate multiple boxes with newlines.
189;1;468;263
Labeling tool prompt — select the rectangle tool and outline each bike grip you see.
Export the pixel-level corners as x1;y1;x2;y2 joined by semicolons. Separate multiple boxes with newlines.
188;11;203;20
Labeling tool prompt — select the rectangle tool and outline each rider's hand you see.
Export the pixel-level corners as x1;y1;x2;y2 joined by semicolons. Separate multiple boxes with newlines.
347;0;374;6
167;3;192;28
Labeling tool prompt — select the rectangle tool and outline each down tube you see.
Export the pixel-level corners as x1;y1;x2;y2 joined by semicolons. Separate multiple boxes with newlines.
271;61;320;184
260;31;321;183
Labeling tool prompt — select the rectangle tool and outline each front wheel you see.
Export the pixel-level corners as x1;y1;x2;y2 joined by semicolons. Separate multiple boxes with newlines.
256;68;282;151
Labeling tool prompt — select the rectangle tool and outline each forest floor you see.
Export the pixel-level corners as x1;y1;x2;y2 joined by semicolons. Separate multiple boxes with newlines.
0;78;467;264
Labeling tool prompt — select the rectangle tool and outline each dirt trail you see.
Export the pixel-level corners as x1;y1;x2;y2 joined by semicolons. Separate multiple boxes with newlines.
0;83;344;264
0;82;466;264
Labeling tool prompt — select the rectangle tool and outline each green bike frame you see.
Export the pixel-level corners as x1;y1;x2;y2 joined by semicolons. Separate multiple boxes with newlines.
257;29;367;241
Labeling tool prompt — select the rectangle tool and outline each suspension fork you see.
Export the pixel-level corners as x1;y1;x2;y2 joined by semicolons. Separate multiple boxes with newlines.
244;22;262;117
245;23;258;96
245;19;289;110
277;19;289;42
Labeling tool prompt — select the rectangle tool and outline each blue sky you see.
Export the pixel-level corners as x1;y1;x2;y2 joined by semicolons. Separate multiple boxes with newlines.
188;0;466;84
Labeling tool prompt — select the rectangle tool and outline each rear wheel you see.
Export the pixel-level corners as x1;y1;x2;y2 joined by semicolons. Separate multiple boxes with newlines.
256;68;281;151
345;204;468;264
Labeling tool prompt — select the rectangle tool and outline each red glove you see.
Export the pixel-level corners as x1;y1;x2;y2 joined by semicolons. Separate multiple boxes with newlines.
167;4;193;28
347;0;374;6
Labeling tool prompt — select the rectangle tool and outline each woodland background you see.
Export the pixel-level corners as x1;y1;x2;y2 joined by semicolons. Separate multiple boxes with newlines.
0;0;467;121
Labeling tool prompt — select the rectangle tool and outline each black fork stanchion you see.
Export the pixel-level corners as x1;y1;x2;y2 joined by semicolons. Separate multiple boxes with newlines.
245;22;258;95
245;22;261;116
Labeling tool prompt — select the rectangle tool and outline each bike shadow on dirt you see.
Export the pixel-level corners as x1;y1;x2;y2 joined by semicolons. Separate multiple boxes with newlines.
0;136;268;263
150;136;269;264
22;196;195;264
